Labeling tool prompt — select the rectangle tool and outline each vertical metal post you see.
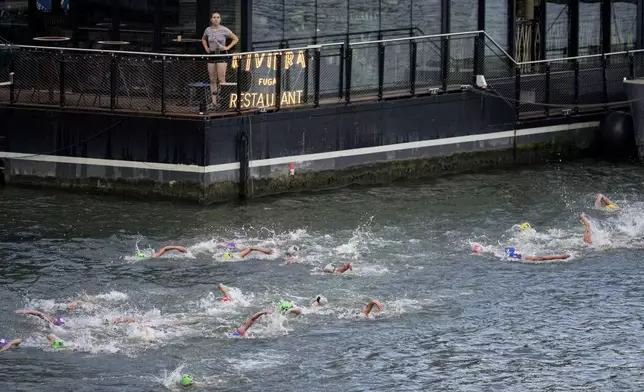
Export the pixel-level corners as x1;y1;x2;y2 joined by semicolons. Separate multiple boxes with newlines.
338;44;345;99
345;46;352;104
474;33;484;83
570;0;579;57
507;0;516;61
378;43;385;100
573;59;579;112
275;53;282;110
539;0;547;60
514;66;521;120
236;54;243;114
314;48;321;107
602;0;611;53
59;51;65;108
628;52;635;78
602;55;608;107
544;63;551;117
241;0;253;52
441;36;449;92
110;53;117;110
410;39;417;96
161;56;166;115
303;49;309;103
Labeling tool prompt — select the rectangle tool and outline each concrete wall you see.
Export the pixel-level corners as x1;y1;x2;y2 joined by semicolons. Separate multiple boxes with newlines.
0;91;600;203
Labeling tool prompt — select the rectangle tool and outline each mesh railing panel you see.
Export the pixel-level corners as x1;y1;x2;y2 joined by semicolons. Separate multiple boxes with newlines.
14;49;61;106
382;40;411;95
633;51;644;78
349;43;379;97
114;54;163;112
546;60;575;116
577;56;604;109
604;52;630;103
518;64;546;116
415;37;442;91
62;52;112;110
318;45;343;100
447;36;475;87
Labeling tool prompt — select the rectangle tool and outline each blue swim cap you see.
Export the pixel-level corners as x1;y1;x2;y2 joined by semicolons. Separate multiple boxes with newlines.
231;330;240;337
0;339;7;346
504;246;521;259
54;317;65;326
226;241;237;247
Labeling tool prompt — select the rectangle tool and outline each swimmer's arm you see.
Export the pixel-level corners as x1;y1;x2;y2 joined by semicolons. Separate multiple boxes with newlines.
239;246;273;258
0;338;22;352
362;300;384;316
524;254;570;261
218;283;232;300
594;194;604;208
111;316;137;324
153;246;187;258
288;307;303;315
66;301;83;312
15;309;51;322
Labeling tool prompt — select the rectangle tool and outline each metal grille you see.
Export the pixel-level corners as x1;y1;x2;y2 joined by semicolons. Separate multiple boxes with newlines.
415;37;442;91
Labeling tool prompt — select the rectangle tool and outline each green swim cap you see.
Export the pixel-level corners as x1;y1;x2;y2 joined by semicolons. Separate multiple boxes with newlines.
52;338;64;349
278;300;294;312
136;253;146;258
223;252;232;260
180;374;193;386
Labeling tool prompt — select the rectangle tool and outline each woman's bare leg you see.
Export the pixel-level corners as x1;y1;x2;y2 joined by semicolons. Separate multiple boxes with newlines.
207;63;218;106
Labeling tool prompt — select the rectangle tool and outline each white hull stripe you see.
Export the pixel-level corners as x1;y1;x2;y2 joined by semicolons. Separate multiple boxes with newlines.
0;122;599;174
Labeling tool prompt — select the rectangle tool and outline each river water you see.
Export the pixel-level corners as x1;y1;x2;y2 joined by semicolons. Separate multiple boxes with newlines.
2;161;644;391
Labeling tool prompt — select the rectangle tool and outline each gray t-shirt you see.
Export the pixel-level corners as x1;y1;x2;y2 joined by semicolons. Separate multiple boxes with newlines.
203;26;232;52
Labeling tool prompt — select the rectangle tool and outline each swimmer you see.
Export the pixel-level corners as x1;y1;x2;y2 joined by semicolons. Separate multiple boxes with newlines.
579;213;593;244
231;309;272;337
362;299;384;316
277;300;303;315
47;334;64;349
217;241;241;248
15;309;65;326
311;295;328;307
320;262;353;274
135;245;188;259
519;222;532;231
503;246;570;262
107;316;139;325
0;338;22;352
594;193;617;209
218;283;232;302
223;246;273;260
471;243;569;261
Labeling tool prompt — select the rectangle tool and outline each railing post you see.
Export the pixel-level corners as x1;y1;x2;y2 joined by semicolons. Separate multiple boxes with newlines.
474;32;485;84
8;57;14;105
378;43;385;100
59;51;65;108
514;65;521;120
314;48;321;107
110;53;117;110
303;48;309;103
544;63;551;117
628;51;635;78
236;54;243;114
573;59;579;113
602;55;608;108
338;43;345;99
275;52;282;110
161;56;166;115
345;45;352;104
410;39;417;96
441;36;449;92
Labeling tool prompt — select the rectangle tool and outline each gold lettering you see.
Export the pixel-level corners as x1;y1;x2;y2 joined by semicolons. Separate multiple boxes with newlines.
296;51;306;68
254;52;265;69
284;51;294;70
280;91;289;106
267;53;272;70
243;93;251;109
295;90;303;103
266;93;275;107
257;93;265;107
231;55;241;69
229;93;237;109
244;54;251;71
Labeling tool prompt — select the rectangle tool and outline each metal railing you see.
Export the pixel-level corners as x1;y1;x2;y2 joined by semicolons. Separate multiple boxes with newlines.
0;30;641;120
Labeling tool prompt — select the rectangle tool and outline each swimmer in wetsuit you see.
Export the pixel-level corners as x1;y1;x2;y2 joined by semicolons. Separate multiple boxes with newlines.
311;295;328;307
15;309;65;326
471;243;569;261
595;193;617;209
277;300;303;315
231;309;272;337
0;338;22;352
362;299;384;316
47;334;64;349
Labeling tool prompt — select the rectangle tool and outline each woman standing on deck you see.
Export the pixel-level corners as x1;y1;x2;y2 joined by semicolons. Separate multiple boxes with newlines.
201;12;239;108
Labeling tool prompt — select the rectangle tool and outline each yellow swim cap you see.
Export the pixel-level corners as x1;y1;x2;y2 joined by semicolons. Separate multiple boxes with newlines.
607;204;616;209
223;252;231;260
519;222;531;231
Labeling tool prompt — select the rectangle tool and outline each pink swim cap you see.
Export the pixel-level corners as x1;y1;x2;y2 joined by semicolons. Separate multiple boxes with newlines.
471;243;484;253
